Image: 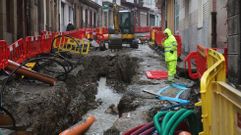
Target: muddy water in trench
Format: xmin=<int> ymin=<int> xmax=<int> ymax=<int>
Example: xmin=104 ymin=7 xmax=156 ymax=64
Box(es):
xmin=83 ymin=77 xmax=122 ymax=134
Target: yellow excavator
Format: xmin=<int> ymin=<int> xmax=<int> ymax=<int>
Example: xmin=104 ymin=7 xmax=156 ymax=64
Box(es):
xmin=108 ymin=3 xmax=138 ymax=49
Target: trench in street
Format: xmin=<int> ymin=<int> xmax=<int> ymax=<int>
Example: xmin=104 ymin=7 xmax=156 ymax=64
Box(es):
xmin=83 ymin=77 xmax=122 ymax=134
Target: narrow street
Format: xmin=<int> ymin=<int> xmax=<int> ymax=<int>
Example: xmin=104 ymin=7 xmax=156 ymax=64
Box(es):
xmin=0 ymin=0 xmax=240 ymax=135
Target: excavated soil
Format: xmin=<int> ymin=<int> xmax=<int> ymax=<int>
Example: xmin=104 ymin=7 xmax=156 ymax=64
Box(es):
xmin=2 ymin=51 xmax=138 ymax=134
xmin=1 ymin=44 xmax=197 ymax=135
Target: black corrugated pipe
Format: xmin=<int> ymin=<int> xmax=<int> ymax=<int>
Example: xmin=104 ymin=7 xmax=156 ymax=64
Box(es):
xmin=211 ymin=0 xmax=217 ymax=48
xmin=211 ymin=12 xmax=217 ymax=48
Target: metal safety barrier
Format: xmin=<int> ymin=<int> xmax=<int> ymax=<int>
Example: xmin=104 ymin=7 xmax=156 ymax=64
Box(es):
xmin=195 ymin=49 xmax=241 ymax=135
xmin=53 ymin=35 xmax=90 ymax=55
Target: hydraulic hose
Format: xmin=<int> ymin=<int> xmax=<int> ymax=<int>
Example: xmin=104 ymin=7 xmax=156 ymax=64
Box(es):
xmin=163 ymin=109 xmax=187 ymax=135
xmin=153 ymin=109 xmax=199 ymax=135
xmin=153 ymin=111 xmax=168 ymax=134
xmin=169 ymin=110 xmax=196 ymax=135
xmin=161 ymin=111 xmax=175 ymax=131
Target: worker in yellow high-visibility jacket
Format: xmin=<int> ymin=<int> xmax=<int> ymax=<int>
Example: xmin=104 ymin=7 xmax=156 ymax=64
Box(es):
xmin=162 ymin=28 xmax=178 ymax=82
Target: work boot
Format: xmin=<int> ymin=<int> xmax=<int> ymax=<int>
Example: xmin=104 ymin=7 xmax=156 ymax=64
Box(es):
xmin=164 ymin=80 xmax=173 ymax=84
xmin=165 ymin=78 xmax=174 ymax=84
xmin=174 ymin=74 xmax=180 ymax=79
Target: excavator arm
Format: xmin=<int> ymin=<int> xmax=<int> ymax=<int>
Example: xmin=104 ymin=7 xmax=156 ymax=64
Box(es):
xmin=113 ymin=3 xmax=120 ymax=33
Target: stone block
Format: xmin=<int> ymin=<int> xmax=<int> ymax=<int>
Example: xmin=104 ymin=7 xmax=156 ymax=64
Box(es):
xmin=228 ymin=35 xmax=240 ymax=54
xmin=234 ymin=0 xmax=240 ymax=15
xmin=228 ymin=54 xmax=240 ymax=84
xmin=227 ymin=0 xmax=235 ymax=17
xmin=233 ymin=15 xmax=240 ymax=34
xmin=227 ymin=18 xmax=233 ymax=35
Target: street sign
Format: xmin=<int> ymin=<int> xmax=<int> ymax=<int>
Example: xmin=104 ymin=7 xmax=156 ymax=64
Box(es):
xmin=102 ymin=4 xmax=109 ymax=12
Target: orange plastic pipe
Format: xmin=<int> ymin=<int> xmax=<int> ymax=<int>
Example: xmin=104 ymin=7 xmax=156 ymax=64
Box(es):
xmin=6 ymin=60 xmax=57 ymax=86
xmin=59 ymin=116 xmax=96 ymax=135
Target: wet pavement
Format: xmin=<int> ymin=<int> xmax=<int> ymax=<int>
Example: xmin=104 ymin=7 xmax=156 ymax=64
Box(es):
xmin=83 ymin=77 xmax=122 ymax=134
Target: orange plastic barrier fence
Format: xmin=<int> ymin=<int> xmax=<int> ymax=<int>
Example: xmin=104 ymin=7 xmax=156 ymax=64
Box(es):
xmin=0 ymin=40 xmax=9 ymax=69
xmin=25 ymin=36 xmax=42 ymax=59
xmin=184 ymin=45 xmax=208 ymax=80
xmin=135 ymin=26 xmax=161 ymax=33
xmin=184 ymin=45 xmax=228 ymax=80
xmin=154 ymin=30 xmax=165 ymax=45
xmin=63 ymin=29 xmax=86 ymax=39
xmin=153 ymin=30 xmax=182 ymax=57
xmin=41 ymin=34 xmax=53 ymax=54
xmin=1 ymin=26 xmax=164 ymax=69
xmin=9 ymin=38 xmax=26 ymax=63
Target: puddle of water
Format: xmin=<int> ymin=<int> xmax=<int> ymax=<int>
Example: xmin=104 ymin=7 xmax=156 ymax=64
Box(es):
xmin=84 ymin=77 xmax=122 ymax=135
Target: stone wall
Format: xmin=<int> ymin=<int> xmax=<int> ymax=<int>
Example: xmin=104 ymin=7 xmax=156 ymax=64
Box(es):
xmin=227 ymin=0 xmax=241 ymax=85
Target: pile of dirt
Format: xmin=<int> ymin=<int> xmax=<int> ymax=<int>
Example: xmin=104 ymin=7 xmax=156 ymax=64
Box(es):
xmin=1 ymin=53 xmax=139 ymax=134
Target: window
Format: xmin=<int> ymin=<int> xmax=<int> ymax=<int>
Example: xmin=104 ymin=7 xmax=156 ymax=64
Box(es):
xmin=85 ymin=9 xmax=88 ymax=27
xmin=104 ymin=12 xmax=107 ymax=27
xmin=174 ymin=0 xmax=179 ymax=32
xmin=94 ymin=12 xmax=96 ymax=27
xmin=90 ymin=11 xmax=92 ymax=27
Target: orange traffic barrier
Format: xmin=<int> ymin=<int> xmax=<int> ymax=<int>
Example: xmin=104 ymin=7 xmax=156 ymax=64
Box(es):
xmin=59 ymin=115 xmax=96 ymax=135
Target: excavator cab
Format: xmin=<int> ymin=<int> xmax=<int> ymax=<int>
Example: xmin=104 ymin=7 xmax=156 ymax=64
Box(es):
xmin=108 ymin=3 xmax=138 ymax=49
xmin=119 ymin=10 xmax=134 ymax=34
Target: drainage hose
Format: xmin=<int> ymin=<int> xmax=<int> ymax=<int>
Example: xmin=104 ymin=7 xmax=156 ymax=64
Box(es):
xmin=154 ymin=109 xmax=199 ymax=135
xmin=153 ymin=111 xmax=168 ymax=134
xmin=59 ymin=115 xmax=96 ymax=135
xmin=123 ymin=124 xmax=146 ymax=135
xmin=130 ymin=121 xmax=154 ymax=135
xmin=139 ymin=127 xmax=155 ymax=135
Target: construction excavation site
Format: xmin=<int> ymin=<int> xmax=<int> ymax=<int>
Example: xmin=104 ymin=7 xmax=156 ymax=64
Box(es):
xmin=0 ymin=29 xmax=199 ymax=134
xmin=1 ymin=22 xmax=240 ymax=135
xmin=1 ymin=22 xmax=241 ymax=135
xmin=1 ymin=0 xmax=241 ymax=134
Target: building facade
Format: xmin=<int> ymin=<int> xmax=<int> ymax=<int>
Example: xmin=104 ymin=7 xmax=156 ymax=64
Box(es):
xmin=60 ymin=0 xmax=102 ymax=31
xmin=0 ymin=0 xmax=60 ymax=43
xmin=121 ymin=0 xmax=160 ymax=27
xmin=0 ymin=0 xmax=102 ymax=43
xmin=157 ymin=0 xmax=241 ymax=86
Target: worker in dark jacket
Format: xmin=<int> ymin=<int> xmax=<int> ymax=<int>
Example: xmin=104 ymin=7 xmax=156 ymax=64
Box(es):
xmin=66 ymin=21 xmax=75 ymax=31
xmin=162 ymin=28 xmax=178 ymax=83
